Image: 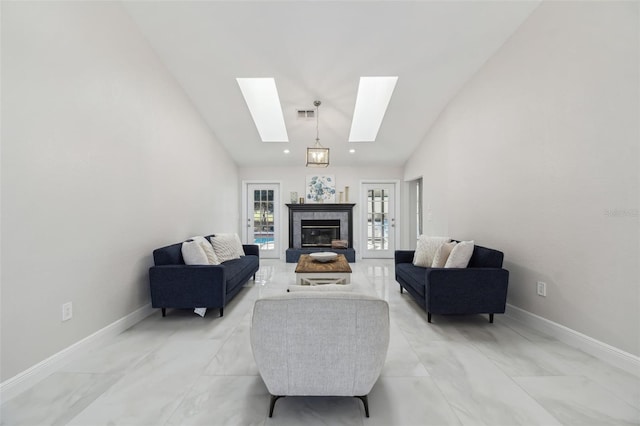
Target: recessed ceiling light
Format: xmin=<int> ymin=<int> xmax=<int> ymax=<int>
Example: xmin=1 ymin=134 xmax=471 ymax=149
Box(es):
xmin=349 ymin=149 xmax=356 ymax=154
xmin=283 ymin=149 xmax=290 ymax=154
xmin=348 ymin=76 xmax=398 ymax=142
xmin=236 ymin=78 xmax=289 ymax=142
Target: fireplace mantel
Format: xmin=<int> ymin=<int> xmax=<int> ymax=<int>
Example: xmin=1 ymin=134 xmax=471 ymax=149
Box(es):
xmin=285 ymin=203 xmax=355 ymax=250
xmin=285 ymin=203 xmax=356 ymax=212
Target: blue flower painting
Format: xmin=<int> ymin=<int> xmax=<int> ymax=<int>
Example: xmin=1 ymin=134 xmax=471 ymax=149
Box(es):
xmin=306 ymin=175 xmax=336 ymax=203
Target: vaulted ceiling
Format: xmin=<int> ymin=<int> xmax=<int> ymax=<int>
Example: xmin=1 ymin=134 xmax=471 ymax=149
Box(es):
xmin=123 ymin=1 xmax=540 ymax=167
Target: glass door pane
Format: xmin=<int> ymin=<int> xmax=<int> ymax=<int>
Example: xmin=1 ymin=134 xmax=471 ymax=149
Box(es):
xmin=246 ymin=183 xmax=279 ymax=258
xmin=253 ymin=189 xmax=275 ymax=250
xmin=367 ymin=189 xmax=389 ymax=250
xmin=361 ymin=183 xmax=395 ymax=258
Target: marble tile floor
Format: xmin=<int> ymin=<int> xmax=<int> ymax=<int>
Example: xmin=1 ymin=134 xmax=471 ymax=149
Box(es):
xmin=2 ymin=259 xmax=639 ymax=426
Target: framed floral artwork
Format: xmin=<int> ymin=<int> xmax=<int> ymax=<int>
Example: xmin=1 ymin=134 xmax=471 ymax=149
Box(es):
xmin=306 ymin=175 xmax=336 ymax=203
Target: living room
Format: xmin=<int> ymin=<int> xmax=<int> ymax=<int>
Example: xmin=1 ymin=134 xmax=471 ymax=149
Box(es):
xmin=2 ymin=1 xmax=638 ymax=425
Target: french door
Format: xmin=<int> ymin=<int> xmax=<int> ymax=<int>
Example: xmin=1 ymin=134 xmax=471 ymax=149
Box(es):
xmin=360 ymin=182 xmax=397 ymax=258
xmin=245 ymin=183 xmax=280 ymax=259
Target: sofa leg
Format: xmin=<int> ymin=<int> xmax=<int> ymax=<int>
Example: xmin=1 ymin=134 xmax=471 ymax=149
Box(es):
xmin=427 ymin=312 xmax=432 ymax=323
xmin=269 ymin=395 xmax=284 ymax=417
xmin=161 ymin=308 xmax=166 ymax=317
xmin=253 ymin=273 xmax=256 ymax=280
xmin=489 ymin=313 xmax=494 ymax=323
xmin=355 ymin=395 xmax=370 ymax=417
xmin=399 ymin=285 xmax=403 ymax=294
xmin=219 ymin=308 xmax=224 ymax=317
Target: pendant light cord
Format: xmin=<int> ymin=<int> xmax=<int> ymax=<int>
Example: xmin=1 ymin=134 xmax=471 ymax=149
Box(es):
xmin=314 ymin=100 xmax=321 ymax=145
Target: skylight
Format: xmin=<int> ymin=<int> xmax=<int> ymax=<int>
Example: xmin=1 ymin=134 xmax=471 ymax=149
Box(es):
xmin=348 ymin=76 xmax=398 ymax=142
xmin=236 ymin=78 xmax=289 ymax=142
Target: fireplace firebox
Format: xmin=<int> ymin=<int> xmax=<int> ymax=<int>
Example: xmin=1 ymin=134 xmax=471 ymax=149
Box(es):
xmin=301 ymin=220 xmax=340 ymax=247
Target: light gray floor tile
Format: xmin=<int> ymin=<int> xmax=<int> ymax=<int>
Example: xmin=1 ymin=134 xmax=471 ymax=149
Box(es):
xmin=166 ymin=376 xmax=268 ymax=426
xmin=204 ymin=319 xmax=259 ymax=376
xmin=367 ymin=377 xmax=461 ymax=426
xmin=381 ymin=324 xmax=429 ymax=377
xmin=415 ymin=340 xmax=562 ymax=425
xmin=65 ymin=339 xmax=222 ymax=425
xmin=515 ymin=375 xmax=640 ymax=425
xmin=0 ymin=372 xmax=120 ymax=426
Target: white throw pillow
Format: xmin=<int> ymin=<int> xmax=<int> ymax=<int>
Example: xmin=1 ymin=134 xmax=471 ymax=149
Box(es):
xmin=444 ymin=240 xmax=475 ymax=268
xmin=413 ymin=235 xmax=450 ymax=267
xmin=189 ymin=236 xmax=220 ymax=265
xmin=211 ymin=233 xmax=244 ymax=263
xmin=181 ymin=240 xmax=209 ymax=265
xmin=432 ymin=241 xmax=457 ymax=268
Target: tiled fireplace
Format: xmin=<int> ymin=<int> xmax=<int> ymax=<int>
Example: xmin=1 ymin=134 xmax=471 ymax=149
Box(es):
xmin=285 ymin=203 xmax=356 ymax=262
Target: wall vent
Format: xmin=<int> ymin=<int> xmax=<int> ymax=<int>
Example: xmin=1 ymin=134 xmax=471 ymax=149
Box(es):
xmin=297 ymin=110 xmax=315 ymax=119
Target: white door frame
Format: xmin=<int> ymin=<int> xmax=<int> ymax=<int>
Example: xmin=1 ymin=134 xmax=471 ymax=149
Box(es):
xmin=359 ymin=180 xmax=401 ymax=259
xmin=242 ymin=181 xmax=282 ymax=259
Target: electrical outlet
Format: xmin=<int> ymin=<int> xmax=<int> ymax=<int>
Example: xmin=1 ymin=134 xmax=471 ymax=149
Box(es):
xmin=536 ymin=282 xmax=547 ymax=297
xmin=62 ymin=302 xmax=73 ymax=321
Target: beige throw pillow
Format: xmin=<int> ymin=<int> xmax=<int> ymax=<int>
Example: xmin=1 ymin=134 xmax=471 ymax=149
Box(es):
xmin=181 ymin=240 xmax=209 ymax=265
xmin=444 ymin=240 xmax=475 ymax=268
xmin=432 ymin=241 xmax=457 ymax=268
xmin=413 ymin=235 xmax=450 ymax=267
xmin=211 ymin=233 xmax=244 ymax=263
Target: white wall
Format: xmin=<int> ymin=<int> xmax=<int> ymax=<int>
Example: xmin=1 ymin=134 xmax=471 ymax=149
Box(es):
xmin=239 ymin=166 xmax=404 ymax=258
xmin=1 ymin=1 xmax=239 ymax=381
xmin=405 ymin=1 xmax=639 ymax=356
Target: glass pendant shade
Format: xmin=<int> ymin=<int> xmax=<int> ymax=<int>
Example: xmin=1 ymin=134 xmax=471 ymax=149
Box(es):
xmin=306 ymin=142 xmax=330 ymax=167
xmin=306 ymin=100 xmax=329 ymax=167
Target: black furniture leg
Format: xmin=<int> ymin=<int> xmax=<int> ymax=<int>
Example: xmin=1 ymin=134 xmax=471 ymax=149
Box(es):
xmin=253 ymin=273 xmax=256 ymax=280
xmin=399 ymin=285 xmax=403 ymax=294
xmin=161 ymin=308 xmax=166 ymax=317
xmin=355 ymin=395 xmax=370 ymax=417
xmin=489 ymin=313 xmax=494 ymax=323
xmin=219 ymin=307 xmax=224 ymax=317
xmin=269 ymin=395 xmax=284 ymax=417
xmin=427 ymin=312 xmax=432 ymax=323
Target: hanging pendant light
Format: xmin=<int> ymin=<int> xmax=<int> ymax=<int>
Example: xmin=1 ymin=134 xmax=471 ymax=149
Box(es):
xmin=306 ymin=100 xmax=329 ymax=167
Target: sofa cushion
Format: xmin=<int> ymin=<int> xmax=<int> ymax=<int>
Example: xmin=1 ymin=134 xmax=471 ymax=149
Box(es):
xmin=396 ymin=262 xmax=427 ymax=297
xmin=153 ymin=242 xmax=184 ymax=266
xmin=432 ymin=241 xmax=457 ymax=268
xmin=445 ymin=240 xmax=475 ymax=268
xmin=223 ymin=256 xmax=259 ymax=293
xmin=413 ymin=236 xmax=450 ymax=267
xmin=468 ymin=245 xmax=505 ymax=268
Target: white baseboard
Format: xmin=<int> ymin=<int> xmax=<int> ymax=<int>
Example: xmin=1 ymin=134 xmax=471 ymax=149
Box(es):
xmin=505 ymin=304 xmax=640 ymax=377
xmin=0 ymin=304 xmax=155 ymax=403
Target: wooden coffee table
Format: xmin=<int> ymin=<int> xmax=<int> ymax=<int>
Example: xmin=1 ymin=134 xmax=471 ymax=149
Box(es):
xmin=295 ymin=254 xmax=352 ymax=285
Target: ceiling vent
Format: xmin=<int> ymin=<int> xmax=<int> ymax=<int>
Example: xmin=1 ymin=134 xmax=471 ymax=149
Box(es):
xmin=297 ymin=109 xmax=315 ymax=119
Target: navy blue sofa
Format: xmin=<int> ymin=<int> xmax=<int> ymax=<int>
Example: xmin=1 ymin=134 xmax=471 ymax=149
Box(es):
xmin=395 ymin=244 xmax=509 ymax=323
xmin=149 ymin=236 xmax=259 ymax=317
